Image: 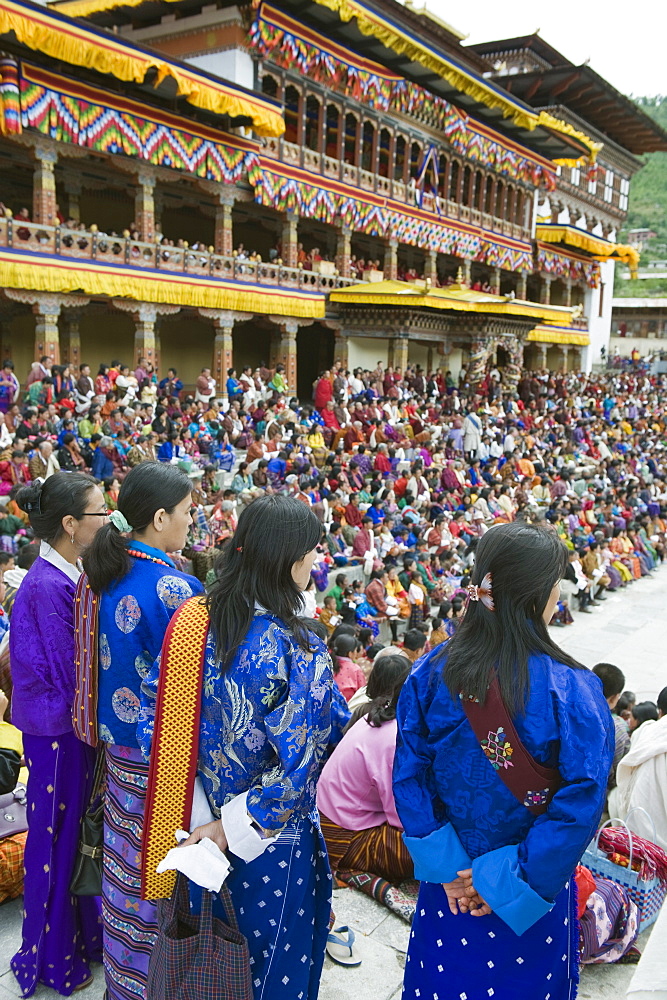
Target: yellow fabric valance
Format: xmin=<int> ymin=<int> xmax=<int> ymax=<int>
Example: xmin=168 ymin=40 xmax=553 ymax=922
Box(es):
xmin=55 ymin=0 xmax=180 ymax=15
xmin=536 ymin=225 xmax=640 ymax=275
xmin=528 ymin=325 xmax=590 ymax=347
xmin=536 ymin=113 xmax=603 ymax=165
xmin=0 ymin=250 xmax=324 ymax=319
xmin=0 ymin=0 xmax=284 ymax=136
xmin=331 ymin=279 xmax=574 ymax=325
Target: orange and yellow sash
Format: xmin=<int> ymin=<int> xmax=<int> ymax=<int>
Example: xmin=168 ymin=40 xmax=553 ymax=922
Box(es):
xmin=141 ymin=595 xmax=210 ymax=900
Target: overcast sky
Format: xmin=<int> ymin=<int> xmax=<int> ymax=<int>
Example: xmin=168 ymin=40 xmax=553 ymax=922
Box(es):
xmin=426 ymin=0 xmax=665 ymax=98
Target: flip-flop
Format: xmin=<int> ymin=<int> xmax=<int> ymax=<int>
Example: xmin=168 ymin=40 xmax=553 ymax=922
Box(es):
xmin=326 ymin=925 xmax=362 ymax=967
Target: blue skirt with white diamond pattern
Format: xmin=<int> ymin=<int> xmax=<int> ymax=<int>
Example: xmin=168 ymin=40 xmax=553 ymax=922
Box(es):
xmin=190 ymin=815 xmax=331 ymax=1000
xmin=402 ymin=879 xmax=578 ymax=1000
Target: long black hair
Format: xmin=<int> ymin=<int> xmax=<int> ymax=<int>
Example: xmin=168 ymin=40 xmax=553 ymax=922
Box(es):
xmin=207 ymin=494 xmax=321 ymax=669
xmin=329 ymin=633 xmax=359 ymax=675
xmin=83 ymin=462 xmax=192 ymax=594
xmin=16 ymin=472 xmax=97 ymax=544
xmin=439 ymin=520 xmax=583 ymax=713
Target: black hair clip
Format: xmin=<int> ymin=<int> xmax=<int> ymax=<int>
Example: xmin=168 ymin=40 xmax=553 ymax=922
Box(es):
xmin=23 ymin=479 xmax=44 ymax=514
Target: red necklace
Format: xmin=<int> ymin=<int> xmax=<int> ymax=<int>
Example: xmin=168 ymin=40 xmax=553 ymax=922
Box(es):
xmin=126 ymin=548 xmax=171 ymax=568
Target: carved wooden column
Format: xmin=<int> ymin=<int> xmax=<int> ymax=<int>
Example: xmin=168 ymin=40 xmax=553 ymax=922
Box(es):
xmin=214 ymin=323 xmax=234 ymax=396
xmin=424 ymin=251 xmax=438 ymax=283
xmin=62 ymin=310 xmax=82 ymax=368
xmin=32 ymin=145 xmax=58 ymax=226
xmin=33 ymin=301 xmax=61 ymax=364
xmin=540 ymin=276 xmax=552 ymax=306
xmin=564 ymin=277 xmax=573 ymax=307
xmin=388 ymin=334 xmax=409 ymax=372
xmin=214 ymin=189 xmax=235 ymax=255
xmin=517 ymin=273 xmax=528 ymax=300
xmin=491 ymin=267 xmax=501 ymax=295
xmin=387 ymin=132 xmax=396 ymax=190
xmin=561 ymin=345 xmax=570 ymax=371
xmin=278 ymin=320 xmax=298 ymax=392
xmin=134 ymin=170 xmax=156 ymax=242
xmin=333 ymin=328 xmax=348 ymax=369
xmin=455 ymin=160 xmax=464 ymax=205
xmin=198 ymin=309 xmax=253 ymax=394
xmin=384 ymin=239 xmax=398 ymax=280
xmin=112 ymin=300 xmax=179 ymax=367
xmin=135 ymin=309 xmax=157 ymax=367
xmin=281 ymin=211 xmax=299 ymax=268
xmin=335 ymin=226 xmax=352 ymax=278
xmin=296 ymin=88 xmax=306 ymax=149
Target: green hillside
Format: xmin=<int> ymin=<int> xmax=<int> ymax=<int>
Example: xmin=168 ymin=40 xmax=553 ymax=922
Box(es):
xmin=624 ymin=96 xmax=667 ymax=242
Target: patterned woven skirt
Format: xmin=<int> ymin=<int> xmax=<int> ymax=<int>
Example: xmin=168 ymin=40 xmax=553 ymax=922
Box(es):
xmin=319 ymin=813 xmax=413 ymax=884
xmin=320 ymin=813 xmax=416 ymax=922
xmin=103 ymin=744 xmax=157 ymax=1000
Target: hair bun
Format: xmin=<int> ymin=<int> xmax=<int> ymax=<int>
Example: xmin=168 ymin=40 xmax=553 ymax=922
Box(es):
xmin=16 ymin=479 xmax=44 ymax=514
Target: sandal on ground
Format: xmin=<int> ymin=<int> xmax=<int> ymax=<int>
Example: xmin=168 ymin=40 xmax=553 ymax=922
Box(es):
xmin=326 ymin=925 xmax=362 ymax=967
xmin=73 ymin=977 xmax=94 ymax=992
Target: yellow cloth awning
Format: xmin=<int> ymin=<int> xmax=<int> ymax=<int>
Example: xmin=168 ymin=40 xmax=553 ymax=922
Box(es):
xmin=535 ymin=225 xmax=640 ymax=274
xmin=0 ymin=0 xmax=284 ymax=136
xmin=0 ymin=249 xmax=324 ymax=318
xmin=528 ymin=324 xmax=590 ymax=347
xmin=330 ymin=279 xmax=575 ymax=325
xmin=54 ymin=0 xmax=180 ymax=14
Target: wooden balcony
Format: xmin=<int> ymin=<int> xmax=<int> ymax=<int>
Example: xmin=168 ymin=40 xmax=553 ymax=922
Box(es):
xmin=0 ymin=217 xmax=360 ymax=293
xmin=262 ymin=138 xmax=532 ymax=242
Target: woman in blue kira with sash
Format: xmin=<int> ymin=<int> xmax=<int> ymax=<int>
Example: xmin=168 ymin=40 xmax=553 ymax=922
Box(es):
xmin=393 ymin=521 xmax=614 ymax=1000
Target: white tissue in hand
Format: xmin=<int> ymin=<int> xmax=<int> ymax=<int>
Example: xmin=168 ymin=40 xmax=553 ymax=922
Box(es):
xmin=156 ymin=835 xmax=231 ymax=892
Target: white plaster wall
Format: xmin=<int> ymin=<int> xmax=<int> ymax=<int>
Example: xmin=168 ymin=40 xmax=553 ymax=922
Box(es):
xmin=348 ymin=337 xmax=389 ymax=371
xmin=446 ymin=348 xmax=464 ymax=380
xmin=609 ymin=335 xmax=667 ymax=358
xmin=583 ymin=259 xmax=615 ymax=371
xmin=187 ymin=49 xmax=254 ymax=90
xmin=408 ymin=343 xmax=430 ymax=370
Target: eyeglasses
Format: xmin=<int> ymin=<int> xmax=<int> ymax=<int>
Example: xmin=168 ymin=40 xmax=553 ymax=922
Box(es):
xmin=81 ymin=509 xmax=112 ymax=518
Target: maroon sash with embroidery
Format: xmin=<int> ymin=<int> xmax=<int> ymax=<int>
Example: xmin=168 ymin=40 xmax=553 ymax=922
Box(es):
xmin=462 ymin=674 xmax=560 ymax=815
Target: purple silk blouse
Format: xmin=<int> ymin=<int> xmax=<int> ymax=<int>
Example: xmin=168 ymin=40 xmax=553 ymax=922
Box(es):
xmin=10 ymin=556 xmax=78 ymax=736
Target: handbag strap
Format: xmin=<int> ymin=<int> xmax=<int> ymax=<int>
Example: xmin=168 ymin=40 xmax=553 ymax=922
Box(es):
xmin=462 ymin=673 xmax=560 ymax=816
xmin=141 ymin=596 xmax=210 ymax=900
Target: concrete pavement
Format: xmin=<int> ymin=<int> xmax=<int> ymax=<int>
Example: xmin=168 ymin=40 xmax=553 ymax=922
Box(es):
xmin=1 ymin=566 xmax=665 ymax=999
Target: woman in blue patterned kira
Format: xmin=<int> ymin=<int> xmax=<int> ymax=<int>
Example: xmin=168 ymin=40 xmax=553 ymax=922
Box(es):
xmin=393 ymin=521 xmax=614 ymax=1000
xmin=81 ymin=463 xmax=203 ymax=1000
xmin=140 ymin=494 xmax=338 ymax=1000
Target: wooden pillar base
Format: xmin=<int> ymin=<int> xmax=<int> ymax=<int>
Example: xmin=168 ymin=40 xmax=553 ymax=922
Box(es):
xmin=213 ymin=326 xmax=234 ymax=395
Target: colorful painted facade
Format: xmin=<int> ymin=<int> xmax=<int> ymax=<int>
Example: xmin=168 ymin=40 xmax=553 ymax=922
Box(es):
xmin=0 ymin=0 xmax=664 ymax=390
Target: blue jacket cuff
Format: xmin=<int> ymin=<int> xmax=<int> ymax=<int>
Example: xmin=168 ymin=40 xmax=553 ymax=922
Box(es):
xmin=403 ymin=823 xmax=472 ymax=883
xmin=472 ymin=844 xmax=553 ymax=936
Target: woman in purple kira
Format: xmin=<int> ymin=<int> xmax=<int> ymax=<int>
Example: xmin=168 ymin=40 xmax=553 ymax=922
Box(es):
xmin=9 ymin=472 xmax=107 ymax=997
